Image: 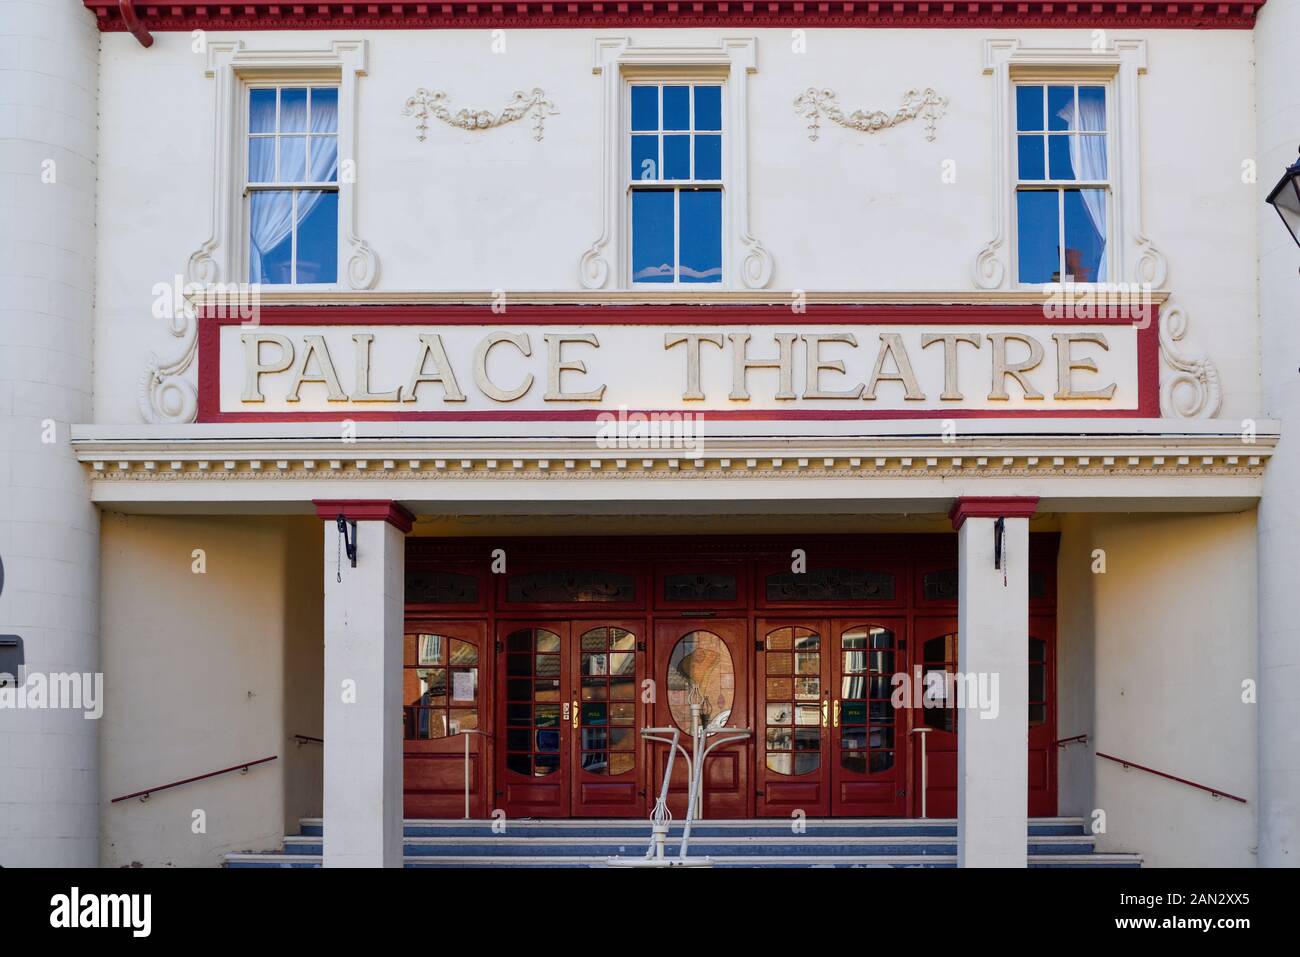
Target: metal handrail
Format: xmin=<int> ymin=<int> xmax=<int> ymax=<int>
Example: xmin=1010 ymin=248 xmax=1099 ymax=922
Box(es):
xmin=293 ymin=734 xmax=323 ymax=746
xmin=1096 ymin=752 xmax=1248 ymax=804
xmin=1054 ymin=734 xmax=1089 ymax=747
xmin=109 ymin=756 xmax=278 ymax=803
xmin=909 ymin=727 xmax=933 ymax=818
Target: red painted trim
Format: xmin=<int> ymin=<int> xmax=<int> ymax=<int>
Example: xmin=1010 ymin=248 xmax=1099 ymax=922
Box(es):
xmin=948 ymin=496 xmax=1040 ymax=529
xmin=198 ymin=302 xmax=1160 ymax=423
xmin=117 ymin=0 xmax=154 ymax=46
xmin=81 ymin=0 xmax=1266 ymax=32
xmin=312 ymin=498 xmax=416 ymax=533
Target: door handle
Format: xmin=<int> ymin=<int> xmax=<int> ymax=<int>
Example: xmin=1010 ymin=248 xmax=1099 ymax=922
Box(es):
xmin=822 ymin=699 xmax=829 ymax=728
xmin=833 ymin=699 xmax=840 ymax=729
xmin=572 ymin=699 xmax=579 ymax=730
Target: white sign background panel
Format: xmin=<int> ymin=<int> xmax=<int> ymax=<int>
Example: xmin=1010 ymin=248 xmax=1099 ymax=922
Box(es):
xmin=217 ymin=323 xmax=1141 ymax=415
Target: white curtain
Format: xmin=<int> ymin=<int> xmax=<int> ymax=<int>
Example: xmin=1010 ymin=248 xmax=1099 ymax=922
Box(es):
xmin=1063 ymin=96 xmax=1108 ymax=282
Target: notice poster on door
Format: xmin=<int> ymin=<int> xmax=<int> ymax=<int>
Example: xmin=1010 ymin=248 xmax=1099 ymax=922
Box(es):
xmin=453 ymin=669 xmax=476 ymax=702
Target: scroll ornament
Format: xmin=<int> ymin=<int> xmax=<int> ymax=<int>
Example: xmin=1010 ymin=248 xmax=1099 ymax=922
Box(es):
xmin=1159 ymin=303 xmax=1222 ymax=419
xmin=794 ymin=87 xmax=947 ymax=143
xmin=403 ymin=87 xmax=557 ymax=142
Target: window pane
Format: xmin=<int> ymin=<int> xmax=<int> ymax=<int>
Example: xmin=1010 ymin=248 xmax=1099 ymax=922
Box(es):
xmin=631 ymin=134 xmax=658 ymax=180
xmin=631 ymin=189 xmax=675 ymax=283
xmin=310 ymin=87 xmax=338 ymax=133
xmin=679 ymin=188 xmax=722 ymax=284
xmin=1063 ymin=188 xmax=1107 ymax=283
xmin=295 ymin=191 xmax=338 ymax=284
xmin=1015 ymin=85 xmax=1043 ymax=132
xmin=1079 ymin=86 xmax=1106 ymax=130
xmin=250 ymin=190 xmax=294 ymax=284
xmin=631 ymin=85 xmax=658 ymax=131
xmin=694 ymin=85 xmax=722 ymax=131
xmin=249 ymin=88 xmax=277 ymax=133
xmin=1074 ymin=133 xmax=1107 ymax=181
xmin=695 ymin=134 xmax=722 ymax=180
xmin=1047 ymin=85 xmax=1073 ymax=131
xmin=248 ymin=137 xmax=275 ymax=183
xmin=279 ymin=135 xmax=307 ymax=182
xmin=663 ymin=135 xmax=690 ymax=179
xmin=1016 ymin=190 xmax=1060 ymax=285
xmin=1017 ymin=135 xmax=1044 ymax=180
xmin=310 ymin=135 xmax=338 ymax=183
xmin=1048 ymin=134 xmax=1075 ymax=180
xmin=280 ymin=87 xmax=308 ymax=131
xmin=663 ymin=86 xmax=689 ymax=130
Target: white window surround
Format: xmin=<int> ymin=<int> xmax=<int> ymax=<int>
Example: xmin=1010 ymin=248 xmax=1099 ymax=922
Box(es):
xmin=580 ymin=37 xmax=773 ymax=291
xmin=186 ymin=39 xmax=378 ymax=290
xmin=973 ymin=38 xmax=1166 ymax=291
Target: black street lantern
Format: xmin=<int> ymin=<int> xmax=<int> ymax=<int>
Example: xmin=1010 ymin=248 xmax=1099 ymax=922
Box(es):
xmin=1265 ymin=146 xmax=1300 ymax=251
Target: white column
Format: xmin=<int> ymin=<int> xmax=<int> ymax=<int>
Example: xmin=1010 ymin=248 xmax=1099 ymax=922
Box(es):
xmin=953 ymin=499 xmax=1034 ymax=868
xmin=1255 ymin=0 xmax=1300 ymax=869
xmin=318 ymin=502 xmax=409 ymax=868
xmin=0 ymin=0 xmax=101 ymax=866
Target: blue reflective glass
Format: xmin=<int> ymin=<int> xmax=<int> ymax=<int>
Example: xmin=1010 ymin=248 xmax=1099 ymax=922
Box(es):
xmin=295 ymin=191 xmax=338 ymax=284
xmin=694 ymin=85 xmax=722 ymax=131
xmin=1048 ymin=134 xmax=1075 ymax=180
xmin=249 ymin=88 xmax=277 ymax=133
xmin=631 ymin=86 xmax=659 ymax=131
xmin=310 ymin=88 xmax=338 ymax=133
xmin=695 ymin=134 xmax=722 ymax=180
xmin=1015 ymin=85 xmax=1043 ymax=132
xmin=1016 ymin=190 xmax=1060 ymax=285
xmin=280 ymin=87 xmax=308 ymax=132
xmin=663 ymin=86 xmax=689 ymax=130
xmin=663 ymin=135 xmax=691 ymax=179
xmin=631 ymin=135 xmax=659 ymax=181
xmin=1047 ymin=85 xmax=1073 ymax=131
xmin=1063 ymin=188 xmax=1106 ymax=283
xmin=279 ymin=135 xmax=307 ymax=182
xmin=679 ymin=188 xmax=722 ymax=284
xmin=1079 ymin=86 xmax=1106 ymax=130
xmin=1017 ymin=135 xmax=1044 ymax=180
xmin=631 ymin=190 xmax=675 ymax=283
xmin=250 ymin=190 xmax=294 ymax=284
xmin=310 ymin=135 xmax=338 ymax=183
xmin=248 ymin=137 xmax=275 ymax=183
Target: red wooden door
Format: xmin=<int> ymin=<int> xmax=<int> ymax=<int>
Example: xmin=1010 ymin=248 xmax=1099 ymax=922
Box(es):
xmin=498 ymin=622 xmax=571 ymax=818
xmin=830 ymin=617 xmax=909 ymax=816
xmin=570 ymin=621 xmax=648 ymax=817
xmin=403 ymin=621 xmax=490 ymax=818
xmin=914 ymin=618 xmax=959 ymax=818
xmin=1027 ymin=615 xmax=1058 ymax=817
xmin=755 ymin=620 xmax=830 ymax=817
xmin=912 ymin=617 xmax=1058 ymax=819
xmin=651 ymin=619 xmax=751 ymax=820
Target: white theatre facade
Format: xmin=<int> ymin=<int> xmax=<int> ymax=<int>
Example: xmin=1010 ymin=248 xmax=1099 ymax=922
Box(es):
xmin=2 ymin=0 xmax=1298 ymax=868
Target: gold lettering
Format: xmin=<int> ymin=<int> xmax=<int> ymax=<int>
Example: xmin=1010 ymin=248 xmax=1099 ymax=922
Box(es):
xmin=728 ymin=333 xmax=797 ymax=401
xmin=401 ymin=334 xmax=466 ymax=402
xmin=801 ymin=333 xmax=863 ymax=399
xmin=285 ymin=335 xmax=346 ymax=403
xmin=543 ymin=334 xmax=606 ymax=401
xmin=1052 ymin=332 xmax=1116 ymax=399
xmin=664 ymin=332 xmax=724 ymax=401
xmin=920 ymin=333 xmax=983 ymax=401
xmin=350 ymin=334 xmax=400 ymax=402
xmin=988 ymin=333 xmax=1045 ymax=400
xmin=240 ymin=333 xmax=293 ymax=402
xmin=473 ymin=332 xmax=533 ymax=402
xmin=864 ymin=333 xmax=925 ymax=401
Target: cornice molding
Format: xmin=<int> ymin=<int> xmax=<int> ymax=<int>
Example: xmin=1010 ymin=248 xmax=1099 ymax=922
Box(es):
xmin=82 ymin=1 xmax=1266 ymax=32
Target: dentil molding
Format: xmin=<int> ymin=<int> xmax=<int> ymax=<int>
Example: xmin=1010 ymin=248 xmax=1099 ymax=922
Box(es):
xmin=794 ymin=88 xmax=947 ymax=142
xmin=403 ymin=87 xmax=557 ymax=141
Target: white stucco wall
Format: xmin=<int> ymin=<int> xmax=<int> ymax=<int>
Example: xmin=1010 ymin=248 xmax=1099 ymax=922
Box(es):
xmin=99 ymin=513 xmax=322 ymax=867
xmin=91 ymin=27 xmax=1259 ymax=424
xmin=1058 ymin=511 xmax=1258 ymax=867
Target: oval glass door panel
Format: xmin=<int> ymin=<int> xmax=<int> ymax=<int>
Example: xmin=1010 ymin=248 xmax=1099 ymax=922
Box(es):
xmin=578 ymin=626 xmax=638 ymax=775
xmin=667 ymin=630 xmax=735 ymax=735
xmin=840 ymin=625 xmax=896 ymax=773
xmin=764 ymin=625 xmax=821 ymax=774
xmin=504 ymin=627 xmax=562 ymax=777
